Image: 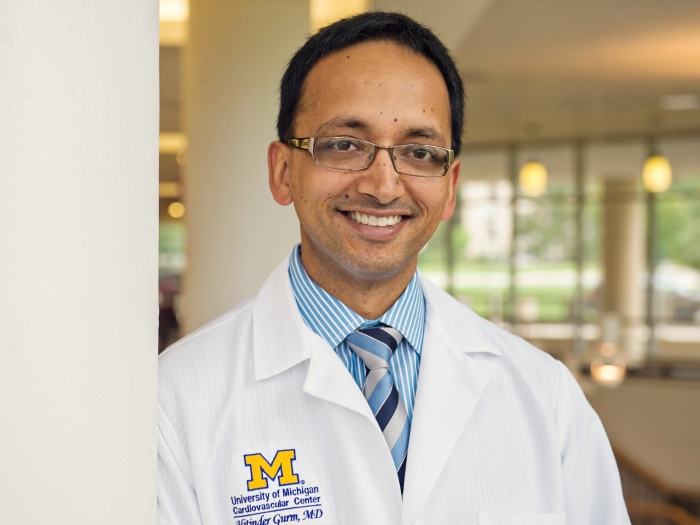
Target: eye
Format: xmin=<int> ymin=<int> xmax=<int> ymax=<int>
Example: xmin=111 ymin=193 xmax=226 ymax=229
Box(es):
xmin=334 ymin=140 xmax=355 ymax=151
xmin=318 ymin=137 xmax=366 ymax=153
xmin=411 ymin=148 xmax=433 ymax=160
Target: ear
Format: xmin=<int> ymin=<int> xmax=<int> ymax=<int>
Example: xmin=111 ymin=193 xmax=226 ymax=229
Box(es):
xmin=268 ymin=141 xmax=293 ymax=206
xmin=441 ymin=158 xmax=461 ymax=221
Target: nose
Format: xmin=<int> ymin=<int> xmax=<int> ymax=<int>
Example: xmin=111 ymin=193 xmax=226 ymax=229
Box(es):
xmin=354 ymin=147 xmax=405 ymax=204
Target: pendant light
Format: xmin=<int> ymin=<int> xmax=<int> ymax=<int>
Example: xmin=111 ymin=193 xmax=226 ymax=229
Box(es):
xmin=519 ymin=161 xmax=548 ymax=197
xmin=642 ymin=155 xmax=672 ymax=193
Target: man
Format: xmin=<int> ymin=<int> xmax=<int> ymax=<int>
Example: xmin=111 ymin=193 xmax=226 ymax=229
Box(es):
xmin=158 ymin=12 xmax=630 ymax=525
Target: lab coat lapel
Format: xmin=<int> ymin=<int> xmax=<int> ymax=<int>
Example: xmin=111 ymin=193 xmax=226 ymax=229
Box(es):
xmin=254 ymin=254 xmax=377 ymax=423
xmin=401 ymin=276 xmax=499 ymax=524
xmin=303 ymin=331 xmax=377 ymax=421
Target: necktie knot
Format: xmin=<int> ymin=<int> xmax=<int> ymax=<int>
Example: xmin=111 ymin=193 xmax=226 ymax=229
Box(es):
xmin=345 ymin=324 xmax=403 ymax=371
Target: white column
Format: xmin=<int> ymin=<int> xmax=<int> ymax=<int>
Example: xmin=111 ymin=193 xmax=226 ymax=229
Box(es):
xmin=602 ymin=179 xmax=646 ymax=362
xmin=0 ymin=2 xmax=159 ymax=524
xmin=184 ymin=0 xmax=308 ymax=333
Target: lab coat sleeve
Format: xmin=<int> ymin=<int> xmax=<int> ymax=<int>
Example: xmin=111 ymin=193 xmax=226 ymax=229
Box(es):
xmin=157 ymin=403 xmax=204 ymax=525
xmin=555 ymin=361 xmax=631 ymax=525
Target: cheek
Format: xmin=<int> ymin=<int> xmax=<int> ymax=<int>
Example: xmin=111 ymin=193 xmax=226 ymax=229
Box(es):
xmin=291 ymin=167 xmax=348 ymax=212
xmin=407 ymin=180 xmax=449 ymax=212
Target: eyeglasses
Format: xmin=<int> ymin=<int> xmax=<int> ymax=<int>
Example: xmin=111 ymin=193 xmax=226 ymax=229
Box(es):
xmin=287 ymin=136 xmax=454 ymax=178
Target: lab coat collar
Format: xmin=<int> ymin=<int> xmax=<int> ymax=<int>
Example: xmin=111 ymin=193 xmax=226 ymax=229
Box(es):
xmin=253 ymin=254 xmax=311 ymax=381
xmin=254 ymin=253 xmax=380 ymax=421
xmin=418 ymin=273 xmax=501 ymax=356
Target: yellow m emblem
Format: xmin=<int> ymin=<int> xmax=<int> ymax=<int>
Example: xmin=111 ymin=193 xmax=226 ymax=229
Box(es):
xmin=244 ymin=449 xmax=300 ymax=491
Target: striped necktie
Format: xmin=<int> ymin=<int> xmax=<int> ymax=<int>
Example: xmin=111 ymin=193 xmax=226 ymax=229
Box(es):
xmin=345 ymin=324 xmax=410 ymax=493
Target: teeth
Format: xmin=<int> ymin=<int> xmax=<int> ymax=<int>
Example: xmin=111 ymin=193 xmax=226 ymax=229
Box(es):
xmin=347 ymin=211 xmax=403 ymax=227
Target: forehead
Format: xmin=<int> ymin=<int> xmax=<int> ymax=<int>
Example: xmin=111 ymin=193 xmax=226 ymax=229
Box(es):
xmin=297 ymin=41 xmax=451 ymax=141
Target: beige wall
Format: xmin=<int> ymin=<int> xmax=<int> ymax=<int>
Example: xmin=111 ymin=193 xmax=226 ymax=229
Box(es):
xmin=183 ymin=0 xmax=308 ymax=333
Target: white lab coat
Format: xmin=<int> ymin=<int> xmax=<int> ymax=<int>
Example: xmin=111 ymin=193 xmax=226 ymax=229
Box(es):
xmin=158 ymin=255 xmax=630 ymax=525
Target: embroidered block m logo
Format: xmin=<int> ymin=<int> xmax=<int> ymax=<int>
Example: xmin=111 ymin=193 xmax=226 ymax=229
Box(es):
xmin=244 ymin=449 xmax=299 ymax=491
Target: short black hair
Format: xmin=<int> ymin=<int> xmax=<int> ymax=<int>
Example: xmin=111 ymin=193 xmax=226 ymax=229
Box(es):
xmin=277 ymin=11 xmax=466 ymax=155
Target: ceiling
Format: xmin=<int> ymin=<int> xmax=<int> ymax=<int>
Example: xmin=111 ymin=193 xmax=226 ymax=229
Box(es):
xmin=451 ymin=0 xmax=700 ymax=146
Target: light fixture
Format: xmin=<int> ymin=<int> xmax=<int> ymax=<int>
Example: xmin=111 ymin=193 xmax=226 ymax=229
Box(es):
xmin=519 ymin=161 xmax=548 ymax=197
xmin=661 ymin=94 xmax=700 ymax=111
xmin=160 ymin=0 xmax=188 ymax=46
xmin=159 ymin=132 xmax=188 ymax=155
xmin=642 ymin=155 xmax=672 ymax=193
xmin=590 ymin=358 xmax=626 ymax=388
xmin=159 ymin=182 xmax=181 ymax=198
xmin=310 ymin=0 xmax=370 ymax=33
xmin=168 ymin=201 xmax=185 ymax=219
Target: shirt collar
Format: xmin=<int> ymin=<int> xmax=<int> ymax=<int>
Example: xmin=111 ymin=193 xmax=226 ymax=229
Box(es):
xmin=288 ymin=244 xmax=425 ymax=354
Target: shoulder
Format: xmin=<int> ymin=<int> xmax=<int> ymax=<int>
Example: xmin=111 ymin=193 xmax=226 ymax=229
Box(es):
xmin=472 ymin=310 xmax=561 ymax=376
xmin=158 ymin=295 xmax=256 ymax=393
xmin=463 ymin=304 xmax=566 ymax=417
xmin=420 ymin=275 xmax=563 ymax=399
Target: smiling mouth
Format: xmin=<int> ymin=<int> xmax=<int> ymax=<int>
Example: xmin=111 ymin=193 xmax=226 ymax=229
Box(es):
xmin=345 ymin=211 xmax=405 ymax=227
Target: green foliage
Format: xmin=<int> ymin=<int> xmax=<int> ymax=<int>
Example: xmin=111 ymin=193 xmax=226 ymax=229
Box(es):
xmin=518 ymin=200 xmax=574 ymax=263
xmin=417 ymin=176 xmax=700 ymax=323
xmin=418 ymin=220 xmax=449 ymax=268
xmin=583 ymin=190 xmax=602 ymax=265
xmin=451 ymin=221 xmax=468 ymax=258
xmin=656 ymin=176 xmax=700 ymax=269
xmin=159 ymin=221 xmax=186 ymax=254
xmin=418 ymin=218 xmax=468 ymax=269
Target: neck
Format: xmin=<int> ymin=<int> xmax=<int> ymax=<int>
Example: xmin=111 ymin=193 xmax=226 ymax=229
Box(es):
xmin=299 ymin=242 xmax=417 ymax=320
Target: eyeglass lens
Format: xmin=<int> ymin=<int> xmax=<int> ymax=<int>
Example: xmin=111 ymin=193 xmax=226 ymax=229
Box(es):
xmin=313 ymin=137 xmax=449 ymax=177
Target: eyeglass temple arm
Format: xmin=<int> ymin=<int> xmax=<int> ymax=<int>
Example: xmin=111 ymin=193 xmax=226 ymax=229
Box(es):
xmin=287 ymin=138 xmax=311 ymax=150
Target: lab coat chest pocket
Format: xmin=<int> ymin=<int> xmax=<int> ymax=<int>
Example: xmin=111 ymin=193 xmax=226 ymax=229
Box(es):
xmin=478 ymin=512 xmax=567 ymax=525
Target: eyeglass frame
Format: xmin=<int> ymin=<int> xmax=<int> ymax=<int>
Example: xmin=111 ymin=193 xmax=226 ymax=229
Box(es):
xmin=286 ymin=136 xmax=455 ymax=178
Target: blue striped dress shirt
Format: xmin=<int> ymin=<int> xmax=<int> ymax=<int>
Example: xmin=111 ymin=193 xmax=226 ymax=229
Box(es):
xmin=288 ymin=245 xmax=425 ymax=421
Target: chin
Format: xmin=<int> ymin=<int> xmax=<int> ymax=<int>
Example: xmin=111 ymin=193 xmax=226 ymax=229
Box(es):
xmin=339 ymin=248 xmax=417 ymax=280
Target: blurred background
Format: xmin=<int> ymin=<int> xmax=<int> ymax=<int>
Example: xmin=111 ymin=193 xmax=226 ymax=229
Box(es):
xmin=158 ymin=0 xmax=700 ymax=521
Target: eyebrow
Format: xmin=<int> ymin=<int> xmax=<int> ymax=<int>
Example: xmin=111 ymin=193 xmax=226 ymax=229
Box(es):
xmin=315 ymin=117 xmax=369 ymax=136
xmin=314 ymin=117 xmax=447 ymax=147
xmin=403 ymin=126 xmax=446 ymax=146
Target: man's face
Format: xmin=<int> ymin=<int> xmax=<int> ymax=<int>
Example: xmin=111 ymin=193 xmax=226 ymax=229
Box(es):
xmin=276 ymin=41 xmax=459 ymax=280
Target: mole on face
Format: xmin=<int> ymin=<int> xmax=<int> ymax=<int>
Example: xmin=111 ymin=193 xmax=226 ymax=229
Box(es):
xmin=394 ymin=118 xmax=397 ymax=122
xmin=345 ymin=194 xmax=349 ymax=199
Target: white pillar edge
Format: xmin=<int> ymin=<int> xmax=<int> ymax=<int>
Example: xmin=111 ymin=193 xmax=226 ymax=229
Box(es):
xmin=0 ymin=2 xmax=159 ymax=523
